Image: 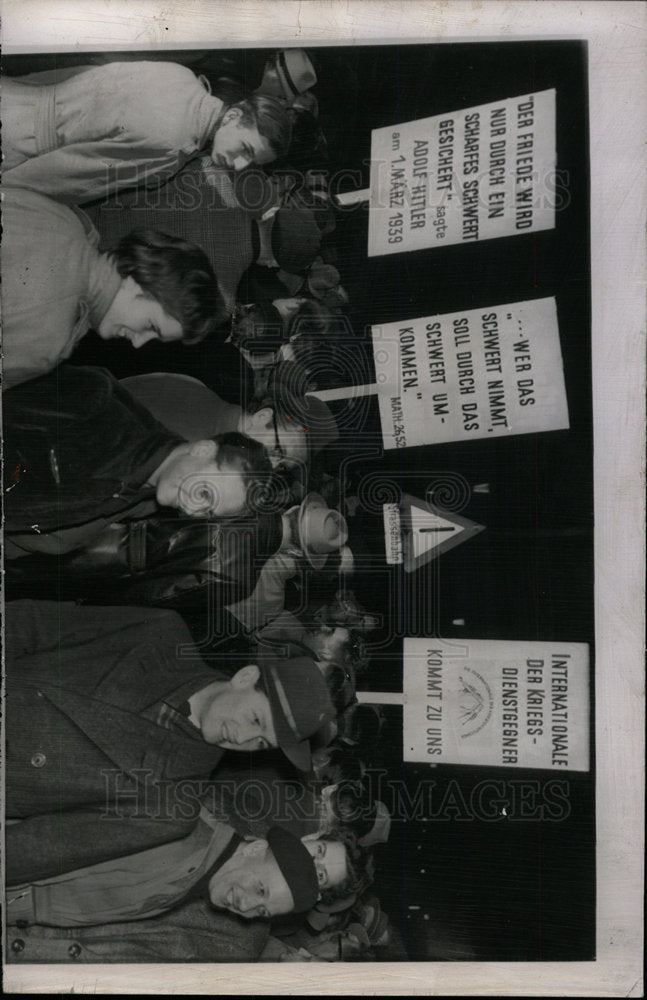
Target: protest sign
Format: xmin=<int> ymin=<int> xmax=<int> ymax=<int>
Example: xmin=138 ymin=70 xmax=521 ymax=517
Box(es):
xmin=382 ymin=494 xmax=484 ymax=571
xmin=372 ymin=296 xmax=569 ymax=449
xmin=368 ymin=89 xmax=556 ymax=255
xmin=403 ymin=638 xmax=589 ymax=770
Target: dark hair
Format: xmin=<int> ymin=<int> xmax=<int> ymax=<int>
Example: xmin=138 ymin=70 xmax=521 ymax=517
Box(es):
xmin=315 ymin=746 xmax=365 ymax=785
xmin=213 ymin=431 xmax=273 ymax=511
xmin=287 ymin=298 xmax=339 ymax=341
xmin=319 ymin=661 xmax=357 ymax=716
xmin=286 ymin=303 xmax=361 ymax=390
xmin=112 ymin=229 xmax=225 ymax=344
xmin=318 ymin=630 xmax=370 ymax=677
xmin=272 ymin=108 xmax=329 ymax=173
xmin=329 ymin=782 xmax=380 ymax=840
xmin=316 ymin=828 xmax=373 ymax=905
xmin=230 ymin=93 xmax=293 ymax=159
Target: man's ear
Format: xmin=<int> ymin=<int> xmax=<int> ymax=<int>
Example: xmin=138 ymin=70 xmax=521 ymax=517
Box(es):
xmin=239 ymin=837 xmax=268 ymax=858
xmin=232 ymin=664 xmax=261 ymax=690
xmin=189 ymin=440 xmax=218 ymax=460
xmin=222 ymin=107 xmax=243 ymax=126
xmin=249 ymin=406 xmax=273 ymax=431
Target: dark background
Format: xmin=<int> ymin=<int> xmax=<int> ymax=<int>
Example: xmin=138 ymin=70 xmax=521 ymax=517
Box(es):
xmin=4 ymin=42 xmax=594 ymax=960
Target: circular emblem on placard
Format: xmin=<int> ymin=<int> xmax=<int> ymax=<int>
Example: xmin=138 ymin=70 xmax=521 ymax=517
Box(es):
xmin=458 ymin=667 xmax=494 ymax=738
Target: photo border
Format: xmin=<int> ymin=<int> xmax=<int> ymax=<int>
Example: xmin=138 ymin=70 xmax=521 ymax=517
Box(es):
xmin=1 ymin=1 xmax=644 ymax=995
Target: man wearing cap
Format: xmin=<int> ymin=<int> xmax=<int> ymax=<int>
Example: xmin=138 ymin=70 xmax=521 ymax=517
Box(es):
xmin=251 ymin=609 xmax=369 ymax=678
xmin=255 ymin=49 xmax=317 ymax=108
xmin=227 ymin=493 xmax=350 ymax=631
xmin=2 ymin=61 xmax=292 ymax=204
xmin=121 ymin=366 xmax=339 ymax=470
xmin=6 ymin=815 xmax=329 ymax=929
xmin=5 ymin=599 xmax=335 ymax=883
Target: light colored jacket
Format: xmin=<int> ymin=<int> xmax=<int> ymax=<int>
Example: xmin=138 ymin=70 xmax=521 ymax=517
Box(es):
xmin=2 ymin=61 xmax=224 ymax=203
xmin=5 ymin=898 xmax=269 ymax=963
xmin=2 ymin=188 xmax=121 ymax=389
xmin=7 ymin=811 xmax=237 ymax=928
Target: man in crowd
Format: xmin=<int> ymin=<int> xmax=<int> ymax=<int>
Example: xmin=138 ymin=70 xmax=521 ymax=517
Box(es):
xmin=228 ymin=492 xmax=350 ymax=630
xmin=122 ymin=367 xmax=339 ymax=470
xmin=2 ymin=61 xmax=292 ymax=202
xmin=3 ymin=364 xmax=272 ymax=560
xmin=6 ymin=821 xmax=331 ymax=927
xmin=1 ymin=187 xmax=225 ymax=390
xmin=252 ymin=610 xmax=369 ymax=676
xmin=4 ymin=599 xmax=336 ymax=883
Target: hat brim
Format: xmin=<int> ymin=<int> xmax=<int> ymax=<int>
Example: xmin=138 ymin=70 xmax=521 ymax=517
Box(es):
xmin=278 ymin=737 xmax=312 ymax=772
xmin=297 ymin=492 xmax=346 ymax=570
xmin=259 ymin=657 xmax=333 ymax=771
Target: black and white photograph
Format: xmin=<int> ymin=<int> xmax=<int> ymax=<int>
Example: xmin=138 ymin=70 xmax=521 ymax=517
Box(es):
xmin=1 ymin=2 xmax=644 ymax=995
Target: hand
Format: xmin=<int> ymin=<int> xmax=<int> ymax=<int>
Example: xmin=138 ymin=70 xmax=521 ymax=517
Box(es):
xmin=279 ymin=947 xmax=314 ymax=962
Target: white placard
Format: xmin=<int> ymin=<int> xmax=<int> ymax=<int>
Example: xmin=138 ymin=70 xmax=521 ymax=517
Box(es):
xmin=372 ymin=296 xmax=569 ymax=449
xmin=368 ymin=89 xmax=556 ymax=255
xmin=403 ymin=638 xmax=590 ymax=770
xmin=382 ymin=503 xmax=404 ymax=564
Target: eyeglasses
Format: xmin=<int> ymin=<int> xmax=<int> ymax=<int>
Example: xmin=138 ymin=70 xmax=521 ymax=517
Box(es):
xmin=270 ymin=408 xmax=287 ymax=461
xmin=347 ymin=633 xmax=368 ymax=670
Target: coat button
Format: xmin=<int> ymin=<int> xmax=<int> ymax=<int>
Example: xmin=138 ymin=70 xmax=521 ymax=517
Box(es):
xmin=68 ymin=943 xmax=82 ymax=959
xmin=30 ymin=752 xmax=46 ymax=768
xmin=11 ymin=939 xmax=25 ymax=954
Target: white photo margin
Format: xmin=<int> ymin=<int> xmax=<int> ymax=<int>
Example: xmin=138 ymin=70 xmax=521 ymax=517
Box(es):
xmin=1 ymin=1 xmax=644 ymax=995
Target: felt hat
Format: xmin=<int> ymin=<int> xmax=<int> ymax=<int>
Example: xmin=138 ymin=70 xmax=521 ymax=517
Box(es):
xmin=271 ymin=205 xmax=322 ymax=274
xmin=266 ymin=826 xmax=319 ymax=914
xmin=299 ymin=395 xmax=340 ymax=456
xmin=357 ymin=800 xmax=392 ymax=848
xmin=231 ymin=301 xmax=286 ymax=355
xmin=297 ymin=493 xmax=349 ymax=569
xmin=258 ymin=655 xmax=336 ymax=771
xmin=265 ymin=360 xmax=340 ymax=456
xmin=274 ymin=49 xmax=317 ymax=99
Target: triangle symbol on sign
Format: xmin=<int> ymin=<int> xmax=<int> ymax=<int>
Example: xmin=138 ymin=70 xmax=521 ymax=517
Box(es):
xmin=409 ymin=506 xmax=463 ymax=559
xmin=401 ymin=493 xmax=485 ymax=573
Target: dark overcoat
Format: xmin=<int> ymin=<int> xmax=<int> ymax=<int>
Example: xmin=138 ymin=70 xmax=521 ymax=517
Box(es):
xmin=5 ymin=599 xmax=225 ymax=882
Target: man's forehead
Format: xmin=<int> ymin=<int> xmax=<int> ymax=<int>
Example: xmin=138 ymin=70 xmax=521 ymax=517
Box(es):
xmin=261 ymin=850 xmax=296 ymax=913
xmin=238 ymin=686 xmax=278 ymax=744
xmin=278 ymin=417 xmax=308 ymax=449
xmin=238 ymin=123 xmax=273 ymax=154
xmin=317 ymin=840 xmax=348 ymax=886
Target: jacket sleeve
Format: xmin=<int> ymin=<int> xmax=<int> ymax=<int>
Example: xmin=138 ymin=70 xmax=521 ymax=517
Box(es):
xmin=2 ymin=140 xmax=192 ymax=204
xmin=5 ymin=807 xmax=199 ymax=884
xmin=4 ymin=599 xmax=177 ymax=660
xmin=5 ymin=899 xmax=269 ymax=963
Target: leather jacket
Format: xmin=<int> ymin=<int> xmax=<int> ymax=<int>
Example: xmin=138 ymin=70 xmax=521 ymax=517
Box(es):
xmin=5 ymin=512 xmax=282 ymax=611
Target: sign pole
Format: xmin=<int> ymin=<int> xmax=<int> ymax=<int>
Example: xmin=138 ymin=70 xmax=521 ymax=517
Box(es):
xmin=356 ymin=691 xmax=408 ymax=705
xmin=307 ymin=383 xmax=379 ymax=402
xmin=335 ymin=188 xmax=370 ymax=207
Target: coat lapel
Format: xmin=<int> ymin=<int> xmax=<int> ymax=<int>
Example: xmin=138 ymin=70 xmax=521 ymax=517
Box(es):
xmin=38 ymin=686 xmax=222 ymax=782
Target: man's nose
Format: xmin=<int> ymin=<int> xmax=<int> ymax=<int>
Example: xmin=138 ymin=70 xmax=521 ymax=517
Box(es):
xmin=237 ymin=891 xmax=258 ymax=914
xmin=232 ymin=155 xmax=252 ymax=172
xmin=131 ymin=330 xmax=158 ymax=349
xmin=235 ymin=721 xmax=258 ymax=744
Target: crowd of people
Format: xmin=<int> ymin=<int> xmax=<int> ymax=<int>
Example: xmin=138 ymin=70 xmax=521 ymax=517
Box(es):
xmin=3 ymin=49 xmax=399 ymax=963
